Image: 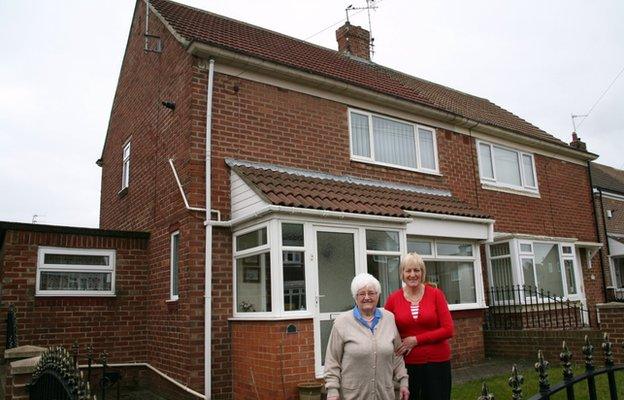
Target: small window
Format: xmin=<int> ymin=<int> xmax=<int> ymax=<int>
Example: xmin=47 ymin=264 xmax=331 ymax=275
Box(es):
xmin=478 ymin=141 xmax=538 ymax=192
xmin=520 ymin=243 xmax=533 ymax=253
xmin=562 ymin=245 xmax=573 ymax=255
xmin=170 ymin=231 xmax=180 ymax=300
xmin=407 ymin=238 xmax=433 ymax=255
xmin=282 ymin=223 xmax=304 ymax=247
xmin=349 ymin=109 xmax=438 ymax=173
xmin=236 ymin=228 xmax=267 ymax=251
xmin=121 ymin=141 xmax=131 ymax=189
xmin=37 ymin=247 xmax=115 ymax=296
xmin=436 ymin=242 xmax=473 ymax=257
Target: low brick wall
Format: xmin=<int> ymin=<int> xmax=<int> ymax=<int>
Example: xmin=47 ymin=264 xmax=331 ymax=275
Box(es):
xmin=597 ymin=302 xmax=624 ymax=360
xmin=450 ymin=309 xmax=485 ymax=367
xmin=484 ymin=329 xmax=603 ymax=364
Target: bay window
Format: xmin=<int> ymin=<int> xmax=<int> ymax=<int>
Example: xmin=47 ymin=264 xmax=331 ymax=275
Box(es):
xmin=407 ymin=237 xmax=478 ymax=305
xmin=487 ymin=240 xmax=581 ymax=299
xmin=350 ymin=109 xmax=438 ymax=173
xmin=478 ymin=141 xmax=538 ymax=193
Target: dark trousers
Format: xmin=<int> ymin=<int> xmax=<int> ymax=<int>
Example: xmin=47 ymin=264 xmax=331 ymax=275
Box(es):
xmin=407 ymin=361 xmax=452 ymax=400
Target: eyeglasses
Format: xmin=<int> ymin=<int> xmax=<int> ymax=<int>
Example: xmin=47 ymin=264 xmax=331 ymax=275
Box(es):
xmin=356 ymin=291 xmax=379 ymax=298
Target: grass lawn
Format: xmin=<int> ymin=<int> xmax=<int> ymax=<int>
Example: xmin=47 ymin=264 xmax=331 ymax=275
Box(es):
xmin=452 ymin=364 xmax=624 ymax=400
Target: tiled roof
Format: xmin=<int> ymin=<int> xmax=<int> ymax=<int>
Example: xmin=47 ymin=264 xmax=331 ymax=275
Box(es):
xmin=230 ymin=160 xmax=490 ymax=219
xmin=591 ymin=163 xmax=624 ymax=194
xmin=150 ymin=0 xmax=574 ymax=149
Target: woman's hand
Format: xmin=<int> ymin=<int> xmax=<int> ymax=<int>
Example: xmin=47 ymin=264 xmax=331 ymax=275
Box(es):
xmin=327 ymin=396 xmax=339 ymax=400
xmin=399 ymin=386 xmax=410 ymax=400
xmin=395 ymin=336 xmax=417 ymax=356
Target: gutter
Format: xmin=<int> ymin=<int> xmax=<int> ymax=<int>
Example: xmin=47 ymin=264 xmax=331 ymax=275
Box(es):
xmin=207 ymin=205 xmax=412 ymax=228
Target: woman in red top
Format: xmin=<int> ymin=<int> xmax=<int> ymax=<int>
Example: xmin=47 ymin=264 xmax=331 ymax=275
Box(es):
xmin=384 ymin=252 xmax=454 ymax=400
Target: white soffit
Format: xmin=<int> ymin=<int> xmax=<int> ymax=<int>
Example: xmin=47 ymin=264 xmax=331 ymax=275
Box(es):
xmin=608 ymin=237 xmax=624 ymax=257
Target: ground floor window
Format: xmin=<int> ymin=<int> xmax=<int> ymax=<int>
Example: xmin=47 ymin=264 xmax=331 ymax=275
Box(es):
xmin=36 ymin=247 xmax=115 ymax=296
xmin=487 ymin=238 xmax=581 ymax=299
xmin=407 ymin=237 xmax=478 ymax=305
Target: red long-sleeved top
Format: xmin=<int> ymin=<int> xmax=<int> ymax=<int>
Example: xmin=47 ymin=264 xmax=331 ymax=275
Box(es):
xmin=384 ymin=285 xmax=454 ymax=364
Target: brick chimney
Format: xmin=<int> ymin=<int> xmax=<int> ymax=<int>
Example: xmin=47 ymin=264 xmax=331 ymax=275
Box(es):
xmin=336 ymin=22 xmax=371 ymax=60
xmin=569 ymin=132 xmax=587 ymax=151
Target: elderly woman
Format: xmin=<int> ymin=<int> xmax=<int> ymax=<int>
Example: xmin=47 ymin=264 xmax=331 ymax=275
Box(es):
xmin=324 ymin=273 xmax=409 ymax=400
xmin=384 ymin=253 xmax=454 ymax=400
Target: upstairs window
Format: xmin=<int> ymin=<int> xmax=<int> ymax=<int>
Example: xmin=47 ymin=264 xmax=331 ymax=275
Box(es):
xmin=36 ymin=247 xmax=115 ymax=296
xmin=121 ymin=141 xmax=131 ymax=190
xmin=478 ymin=141 xmax=538 ymax=193
xmin=349 ymin=109 xmax=438 ymax=173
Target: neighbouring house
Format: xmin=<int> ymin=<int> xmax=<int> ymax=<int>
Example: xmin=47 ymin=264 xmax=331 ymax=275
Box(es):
xmin=590 ymin=161 xmax=624 ymax=301
xmin=0 ymin=0 xmax=607 ymax=399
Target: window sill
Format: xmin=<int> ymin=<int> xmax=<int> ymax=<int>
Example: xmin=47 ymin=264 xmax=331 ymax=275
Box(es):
xmin=35 ymin=293 xmax=116 ymax=298
xmin=481 ymin=182 xmax=540 ymax=198
xmin=351 ymin=158 xmax=442 ymax=177
xmin=118 ymin=187 xmax=129 ymax=198
xmin=229 ymin=313 xmax=314 ymax=321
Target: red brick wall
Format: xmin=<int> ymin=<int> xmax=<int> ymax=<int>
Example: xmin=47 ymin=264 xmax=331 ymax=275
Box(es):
xmin=598 ymin=303 xmax=624 ymax=361
xmin=0 ymin=229 xmax=149 ymax=362
xmin=484 ymin=329 xmax=603 ymax=364
xmin=231 ymin=319 xmax=317 ymax=400
xmin=450 ymin=310 xmax=485 ymax=367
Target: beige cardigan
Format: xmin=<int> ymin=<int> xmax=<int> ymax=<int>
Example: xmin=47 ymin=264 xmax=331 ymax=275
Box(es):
xmin=324 ymin=308 xmax=408 ymax=400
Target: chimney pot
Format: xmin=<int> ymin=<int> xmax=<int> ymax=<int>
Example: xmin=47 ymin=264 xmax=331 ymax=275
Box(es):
xmin=336 ymin=22 xmax=371 ymax=60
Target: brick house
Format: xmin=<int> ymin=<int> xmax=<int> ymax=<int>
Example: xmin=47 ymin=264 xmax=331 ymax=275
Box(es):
xmin=590 ymin=162 xmax=624 ymax=301
xmin=0 ymin=0 xmax=606 ymax=399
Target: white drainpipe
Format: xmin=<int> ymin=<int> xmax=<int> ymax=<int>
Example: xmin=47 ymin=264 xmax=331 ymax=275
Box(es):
xmin=204 ymin=58 xmax=215 ymax=400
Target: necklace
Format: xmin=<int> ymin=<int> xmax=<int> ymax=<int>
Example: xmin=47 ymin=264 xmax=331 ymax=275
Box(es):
xmin=404 ymin=285 xmax=424 ymax=304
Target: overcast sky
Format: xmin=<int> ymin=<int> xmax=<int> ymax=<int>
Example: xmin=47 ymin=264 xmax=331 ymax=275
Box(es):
xmin=0 ymin=0 xmax=622 ymax=228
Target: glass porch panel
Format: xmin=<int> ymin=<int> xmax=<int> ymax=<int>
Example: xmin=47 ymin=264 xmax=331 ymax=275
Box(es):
xmin=425 ymin=261 xmax=476 ymax=304
xmin=490 ymin=257 xmax=513 ymax=301
xmin=236 ymin=252 xmax=271 ymax=312
xmin=564 ymin=259 xmax=577 ymax=295
xmin=317 ymin=231 xmax=356 ymax=314
xmin=521 ymin=258 xmax=536 ymax=288
xmin=283 ymin=250 xmax=306 ymax=311
xmin=367 ymin=254 xmax=400 ymax=306
xmin=320 ymin=319 xmax=334 ymax=365
xmin=534 ymin=243 xmax=564 ymax=297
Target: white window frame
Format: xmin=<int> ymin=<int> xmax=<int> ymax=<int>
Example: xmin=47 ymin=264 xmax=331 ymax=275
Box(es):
xmin=486 ymin=239 xmax=582 ymax=301
xmin=36 ymin=247 xmax=116 ymax=297
xmin=365 ymin=229 xmax=402 ymax=305
xmin=121 ymin=141 xmax=131 ymax=190
xmin=477 ymin=140 xmax=539 ymax=194
xmin=348 ymin=108 xmax=440 ymax=174
xmin=279 ymin=222 xmax=308 ymax=315
xmin=407 ymin=237 xmax=484 ymax=310
xmin=233 ymin=223 xmax=273 ymax=317
xmin=170 ymin=231 xmax=180 ymax=301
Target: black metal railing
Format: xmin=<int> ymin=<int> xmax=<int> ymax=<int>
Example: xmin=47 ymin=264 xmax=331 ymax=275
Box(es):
xmin=485 ymin=285 xmax=591 ymax=330
xmin=477 ymin=333 xmax=624 ymax=400
xmin=29 ymin=346 xmax=92 ymax=400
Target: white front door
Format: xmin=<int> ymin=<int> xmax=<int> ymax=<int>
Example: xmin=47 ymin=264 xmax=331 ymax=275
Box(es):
xmin=312 ymin=226 xmax=360 ymax=377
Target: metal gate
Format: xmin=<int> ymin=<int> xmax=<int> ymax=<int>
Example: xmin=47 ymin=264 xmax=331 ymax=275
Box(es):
xmin=29 ymin=346 xmax=92 ymax=400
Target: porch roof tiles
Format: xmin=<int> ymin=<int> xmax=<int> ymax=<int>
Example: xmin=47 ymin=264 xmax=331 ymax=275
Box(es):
xmin=230 ymin=161 xmax=490 ymax=219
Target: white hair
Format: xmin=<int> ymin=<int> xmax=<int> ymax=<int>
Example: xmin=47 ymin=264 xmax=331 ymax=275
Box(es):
xmin=350 ymin=273 xmax=381 ymax=299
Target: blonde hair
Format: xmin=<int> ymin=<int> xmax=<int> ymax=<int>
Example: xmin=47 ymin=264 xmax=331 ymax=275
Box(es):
xmin=400 ymin=252 xmax=427 ymax=282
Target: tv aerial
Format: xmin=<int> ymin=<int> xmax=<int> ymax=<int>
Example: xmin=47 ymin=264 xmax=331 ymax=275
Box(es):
xmin=345 ymin=0 xmax=378 ymax=57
